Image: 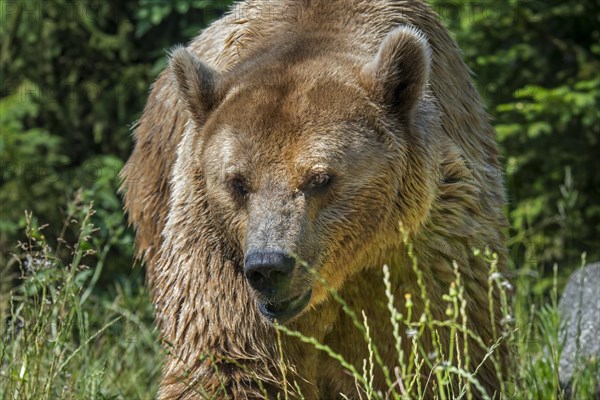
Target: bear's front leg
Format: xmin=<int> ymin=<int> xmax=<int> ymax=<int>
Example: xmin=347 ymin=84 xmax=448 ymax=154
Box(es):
xmin=157 ymin=340 xmax=322 ymax=399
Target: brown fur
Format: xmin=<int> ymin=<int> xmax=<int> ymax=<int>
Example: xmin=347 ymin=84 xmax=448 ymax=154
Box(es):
xmin=121 ymin=1 xmax=509 ymax=398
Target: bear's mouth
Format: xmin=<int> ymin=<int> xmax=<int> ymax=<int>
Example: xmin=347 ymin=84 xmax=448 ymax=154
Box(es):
xmin=258 ymin=290 xmax=312 ymax=324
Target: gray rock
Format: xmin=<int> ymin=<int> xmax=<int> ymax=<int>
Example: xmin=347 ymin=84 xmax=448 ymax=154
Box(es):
xmin=559 ymin=262 xmax=600 ymax=398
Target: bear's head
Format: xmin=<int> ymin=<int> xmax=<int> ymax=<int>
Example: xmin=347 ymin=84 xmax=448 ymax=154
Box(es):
xmin=168 ymin=26 xmax=440 ymax=324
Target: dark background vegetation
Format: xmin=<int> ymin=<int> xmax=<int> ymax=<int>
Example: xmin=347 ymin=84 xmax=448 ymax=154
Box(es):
xmin=1 ymin=0 xmax=598 ymax=328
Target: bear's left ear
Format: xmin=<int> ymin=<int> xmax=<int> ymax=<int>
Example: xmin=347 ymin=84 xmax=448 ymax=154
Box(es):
xmin=169 ymin=45 xmax=224 ymax=126
xmin=360 ymin=26 xmax=431 ymax=121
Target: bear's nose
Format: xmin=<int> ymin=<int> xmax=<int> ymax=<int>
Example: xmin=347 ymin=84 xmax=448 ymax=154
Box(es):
xmin=244 ymin=251 xmax=295 ymax=295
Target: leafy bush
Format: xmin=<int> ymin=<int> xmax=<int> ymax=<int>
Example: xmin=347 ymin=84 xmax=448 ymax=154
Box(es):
xmin=429 ymin=0 xmax=599 ymax=278
xmin=1 ymin=0 xmax=233 ymax=273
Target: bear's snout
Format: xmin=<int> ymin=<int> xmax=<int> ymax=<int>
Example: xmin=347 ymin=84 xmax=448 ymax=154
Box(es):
xmin=244 ymin=250 xmax=295 ymax=297
xmin=244 ymin=250 xmax=313 ymax=323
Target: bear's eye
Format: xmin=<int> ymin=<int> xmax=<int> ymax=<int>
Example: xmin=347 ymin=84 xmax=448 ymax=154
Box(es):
xmin=307 ymin=172 xmax=332 ymax=191
xmin=227 ymin=176 xmax=250 ymax=198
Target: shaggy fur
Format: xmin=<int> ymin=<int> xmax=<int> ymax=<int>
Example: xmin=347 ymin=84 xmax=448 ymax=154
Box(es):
xmin=121 ymin=0 xmax=509 ymax=398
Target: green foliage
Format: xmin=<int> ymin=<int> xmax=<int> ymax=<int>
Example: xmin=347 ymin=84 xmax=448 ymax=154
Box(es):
xmin=1 ymin=0 xmax=233 ymax=271
xmin=1 ymin=86 xmax=69 ymax=240
xmin=0 ymin=200 xmax=161 ymax=399
xmin=429 ymin=0 xmax=599 ymax=280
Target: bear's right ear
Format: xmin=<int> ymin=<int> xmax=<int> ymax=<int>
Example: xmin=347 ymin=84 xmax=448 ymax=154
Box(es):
xmin=169 ymin=46 xmax=222 ymax=126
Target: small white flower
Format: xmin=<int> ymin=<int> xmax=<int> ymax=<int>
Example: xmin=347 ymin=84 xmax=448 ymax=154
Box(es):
xmin=406 ymin=328 xmax=418 ymax=338
xmin=489 ymin=272 xmax=503 ymax=281
xmin=501 ymin=281 xmax=513 ymax=290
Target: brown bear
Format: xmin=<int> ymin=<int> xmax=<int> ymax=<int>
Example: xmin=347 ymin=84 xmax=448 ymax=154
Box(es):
xmin=121 ymin=0 xmax=510 ymax=398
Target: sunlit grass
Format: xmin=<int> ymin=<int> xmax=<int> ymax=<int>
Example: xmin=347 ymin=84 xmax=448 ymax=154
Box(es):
xmin=0 ymin=199 xmax=597 ymax=399
xmin=0 ymin=196 xmax=162 ymax=400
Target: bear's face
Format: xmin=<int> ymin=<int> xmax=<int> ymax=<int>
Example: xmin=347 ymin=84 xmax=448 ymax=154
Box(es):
xmin=170 ymin=27 xmax=437 ymax=323
xmin=200 ymin=77 xmax=397 ymax=323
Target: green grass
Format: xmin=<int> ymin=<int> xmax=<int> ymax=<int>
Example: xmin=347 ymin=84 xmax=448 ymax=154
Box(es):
xmin=1 ymin=200 xmax=598 ymax=399
xmin=0 ymin=198 xmax=162 ymax=400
